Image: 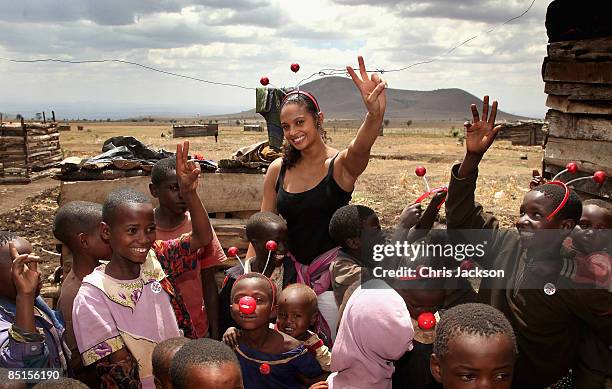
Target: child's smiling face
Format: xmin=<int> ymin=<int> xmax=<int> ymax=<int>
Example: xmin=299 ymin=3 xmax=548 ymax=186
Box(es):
xmin=230 ymin=277 xmax=275 ymax=330
xmin=276 ymin=288 xmax=317 ymax=340
xmin=571 ymin=204 xmax=611 ymax=253
xmin=516 ymin=191 xmax=571 ymax=249
xmin=102 ymin=202 xmax=156 ymax=265
xmin=431 ymin=332 xmax=515 ymax=389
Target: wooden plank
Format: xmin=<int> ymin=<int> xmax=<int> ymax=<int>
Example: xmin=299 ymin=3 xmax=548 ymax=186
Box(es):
xmin=543 ymin=137 xmax=612 ymax=173
xmin=543 ymin=61 xmax=612 ymax=84
xmin=544 ymin=109 xmax=612 ymax=141
xmin=547 ymin=38 xmax=612 ymax=62
xmin=59 ymin=173 xmax=264 ymax=213
xmin=544 ymin=82 xmax=612 ymax=101
xmin=546 ymin=95 xmax=612 ymax=115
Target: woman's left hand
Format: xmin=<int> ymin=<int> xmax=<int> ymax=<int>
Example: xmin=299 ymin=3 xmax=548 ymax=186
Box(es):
xmin=347 ymin=56 xmax=387 ymax=118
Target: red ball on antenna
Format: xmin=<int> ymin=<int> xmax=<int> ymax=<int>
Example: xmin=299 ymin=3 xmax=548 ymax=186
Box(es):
xmin=593 ymin=171 xmax=607 ymax=185
xmin=415 ymin=166 xmax=427 ymax=177
xmin=290 ymin=63 xmax=300 ymax=73
xmin=566 ymin=162 xmax=578 ymax=174
xmin=265 ymin=240 xmax=278 ymax=251
xmin=228 ymin=246 xmax=238 ymax=257
xmin=460 ymin=260 xmax=473 ymax=271
xmin=417 ymin=312 xmax=436 ymax=330
xmin=260 ymin=77 xmax=270 ymax=86
xmin=238 ymin=296 xmax=256 ymax=315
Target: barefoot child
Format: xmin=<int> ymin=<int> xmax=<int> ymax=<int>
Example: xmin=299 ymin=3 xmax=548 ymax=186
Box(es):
xmin=150 ymin=157 xmax=226 ymax=339
xmin=0 ymin=232 xmax=69 ymax=372
xmin=430 ymin=303 xmax=517 ymax=388
xmin=445 ymin=96 xmax=612 ymax=387
xmin=224 ymin=283 xmax=331 ymax=372
xmin=54 ymin=201 xmax=112 ymax=383
xmin=72 ymin=141 xmax=214 ymax=388
xmin=170 ymin=338 xmax=244 ymax=389
xmin=152 ymin=337 xmax=189 ymax=389
xmin=229 ymin=273 xmax=324 ymax=388
xmin=219 ymin=212 xmax=294 ymax=334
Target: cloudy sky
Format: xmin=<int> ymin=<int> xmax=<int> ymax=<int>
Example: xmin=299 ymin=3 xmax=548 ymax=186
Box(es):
xmin=0 ymin=0 xmax=550 ymax=119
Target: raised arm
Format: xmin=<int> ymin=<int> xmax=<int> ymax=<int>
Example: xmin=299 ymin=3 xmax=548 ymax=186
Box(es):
xmin=335 ymin=56 xmax=387 ymax=190
xmin=176 ymin=141 xmax=213 ymax=251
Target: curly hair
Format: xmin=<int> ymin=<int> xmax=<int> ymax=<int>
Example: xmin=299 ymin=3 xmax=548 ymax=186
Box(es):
xmin=433 ymin=303 xmax=517 ymax=359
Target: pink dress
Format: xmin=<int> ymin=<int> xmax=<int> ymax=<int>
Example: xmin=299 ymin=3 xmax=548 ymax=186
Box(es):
xmin=73 ymin=251 xmax=181 ymax=389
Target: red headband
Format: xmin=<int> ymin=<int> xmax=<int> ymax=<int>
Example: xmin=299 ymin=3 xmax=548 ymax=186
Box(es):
xmin=282 ymin=90 xmax=321 ymax=113
xmin=414 ymin=186 xmax=448 ymax=209
xmin=235 ymin=273 xmax=277 ymax=305
xmin=543 ymin=181 xmax=570 ymax=221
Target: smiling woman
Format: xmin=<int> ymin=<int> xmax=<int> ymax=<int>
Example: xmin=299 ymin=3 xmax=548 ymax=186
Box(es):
xmin=251 ymin=56 xmax=387 ymax=342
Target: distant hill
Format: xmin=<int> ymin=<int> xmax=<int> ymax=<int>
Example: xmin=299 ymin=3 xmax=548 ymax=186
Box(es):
xmin=219 ymin=76 xmax=530 ymax=121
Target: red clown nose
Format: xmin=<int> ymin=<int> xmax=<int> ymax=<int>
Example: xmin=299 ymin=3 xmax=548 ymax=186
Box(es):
xmin=417 ymin=312 xmax=436 ymax=330
xmin=265 ymin=240 xmax=278 ymax=251
xmin=239 ymin=296 xmax=256 ymax=314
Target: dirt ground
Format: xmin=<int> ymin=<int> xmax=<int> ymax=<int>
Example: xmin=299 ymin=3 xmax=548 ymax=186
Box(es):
xmin=0 ymin=121 xmax=542 ymax=282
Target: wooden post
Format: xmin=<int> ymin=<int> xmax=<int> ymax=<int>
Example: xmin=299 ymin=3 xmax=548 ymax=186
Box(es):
xmin=52 ymin=111 xmax=56 ymax=122
xmin=42 ymin=111 xmax=46 ymax=123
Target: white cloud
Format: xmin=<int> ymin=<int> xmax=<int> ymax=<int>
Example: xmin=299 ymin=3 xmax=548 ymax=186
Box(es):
xmin=0 ymin=0 xmax=550 ymax=118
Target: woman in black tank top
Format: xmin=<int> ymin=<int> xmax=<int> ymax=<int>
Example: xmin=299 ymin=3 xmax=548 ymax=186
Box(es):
xmin=253 ymin=56 xmax=388 ymax=266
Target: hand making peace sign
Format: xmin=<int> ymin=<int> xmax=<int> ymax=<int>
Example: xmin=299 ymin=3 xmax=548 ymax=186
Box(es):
xmin=347 ymin=56 xmax=387 ymax=118
xmin=176 ymin=141 xmax=201 ymax=194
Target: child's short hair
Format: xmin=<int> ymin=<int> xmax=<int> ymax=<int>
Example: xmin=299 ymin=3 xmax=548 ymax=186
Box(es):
xmin=53 ymin=201 xmax=103 ymax=245
xmin=0 ymin=230 xmax=18 ymax=248
xmin=231 ymin=272 xmax=277 ymax=305
xmin=280 ymin=283 xmax=318 ymax=315
xmin=433 ymin=303 xmax=517 ymax=359
xmin=151 ymin=157 xmax=177 ymax=186
xmin=33 ymin=377 xmax=89 ymax=388
xmin=170 ymin=338 xmax=239 ymax=389
xmin=245 ymin=211 xmax=287 ymax=241
xmin=329 ymin=205 xmax=376 ymax=247
xmin=583 ymin=198 xmax=612 ymax=214
xmin=532 ymin=184 xmax=582 ymax=223
xmin=102 ymin=187 xmax=151 ymax=224
xmin=152 ymin=336 xmax=189 ymax=379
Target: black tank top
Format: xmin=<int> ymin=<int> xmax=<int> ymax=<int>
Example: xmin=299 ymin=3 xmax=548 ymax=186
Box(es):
xmin=276 ymin=155 xmax=352 ymax=265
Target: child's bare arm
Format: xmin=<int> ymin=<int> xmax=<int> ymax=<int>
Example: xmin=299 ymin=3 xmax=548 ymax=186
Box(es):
xmin=10 ymin=243 xmax=40 ymax=333
xmin=529 ymin=169 xmax=547 ymax=189
xmin=458 ymin=96 xmax=501 ymax=179
xmin=176 ymin=141 xmax=213 ymax=251
xmin=222 ymin=326 xmax=242 ymax=348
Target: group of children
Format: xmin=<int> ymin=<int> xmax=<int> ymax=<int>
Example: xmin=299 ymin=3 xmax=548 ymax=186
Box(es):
xmin=0 ymin=96 xmax=611 ymax=389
